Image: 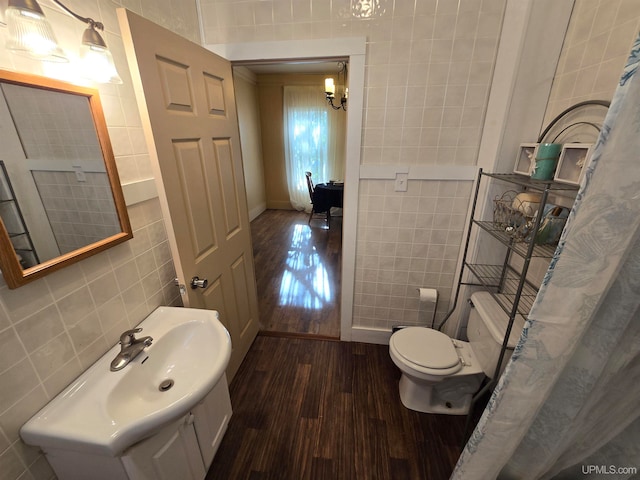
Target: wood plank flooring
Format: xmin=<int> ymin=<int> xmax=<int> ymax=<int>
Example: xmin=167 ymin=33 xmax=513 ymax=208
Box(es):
xmin=208 ymin=209 xmax=476 ymax=479
xmin=206 ymin=335 xmax=467 ymax=480
xmin=251 ymin=209 xmax=341 ymax=338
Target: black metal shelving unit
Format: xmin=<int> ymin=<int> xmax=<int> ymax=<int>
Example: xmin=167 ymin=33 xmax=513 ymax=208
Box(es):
xmin=0 ymin=161 xmax=39 ymax=268
xmin=443 ymin=169 xmax=579 ymax=443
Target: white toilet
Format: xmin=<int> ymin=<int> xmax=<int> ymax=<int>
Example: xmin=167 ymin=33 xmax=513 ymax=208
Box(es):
xmin=389 ymin=291 xmax=524 ymax=415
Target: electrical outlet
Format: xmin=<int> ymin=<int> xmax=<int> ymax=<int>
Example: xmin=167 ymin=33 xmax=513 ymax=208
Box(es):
xmin=395 ymin=172 xmax=408 ymax=192
xmin=73 ymin=165 xmax=86 ymax=182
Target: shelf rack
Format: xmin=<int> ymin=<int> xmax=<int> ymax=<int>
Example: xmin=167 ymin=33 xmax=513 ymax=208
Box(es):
xmin=442 ymin=169 xmax=578 ymax=445
xmin=0 ymin=161 xmax=39 ymax=268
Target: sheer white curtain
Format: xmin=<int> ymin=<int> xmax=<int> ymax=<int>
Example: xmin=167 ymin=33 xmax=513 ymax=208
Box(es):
xmin=283 ymin=85 xmax=345 ymax=212
xmin=451 ymin=35 xmax=640 ymax=480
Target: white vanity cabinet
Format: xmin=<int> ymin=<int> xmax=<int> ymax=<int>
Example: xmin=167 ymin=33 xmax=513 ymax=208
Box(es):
xmin=41 ymin=375 xmax=232 ymax=480
xmin=192 ymin=373 xmax=233 ymax=468
xmin=122 ymin=413 xmax=205 ymax=480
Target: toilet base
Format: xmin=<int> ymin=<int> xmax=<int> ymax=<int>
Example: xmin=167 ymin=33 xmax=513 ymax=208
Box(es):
xmin=397 ymin=374 xmax=481 ymax=415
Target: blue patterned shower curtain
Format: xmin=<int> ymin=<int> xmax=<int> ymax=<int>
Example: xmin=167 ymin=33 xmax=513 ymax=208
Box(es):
xmin=451 ymin=35 xmax=640 ymax=479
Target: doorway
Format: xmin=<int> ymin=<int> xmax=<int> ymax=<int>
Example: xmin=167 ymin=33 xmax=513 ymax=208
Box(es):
xmin=234 ymin=60 xmax=346 ymax=338
xmin=205 ymin=37 xmax=366 ymax=341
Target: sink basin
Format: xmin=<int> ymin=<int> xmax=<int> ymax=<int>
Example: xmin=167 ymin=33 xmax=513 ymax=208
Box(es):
xmin=21 ymin=307 xmax=231 ymax=456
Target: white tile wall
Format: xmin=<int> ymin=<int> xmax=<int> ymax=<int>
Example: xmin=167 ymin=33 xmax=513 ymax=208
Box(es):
xmin=354 ymin=179 xmax=472 ymax=330
xmin=0 ymin=197 xmax=179 ymax=479
xmin=545 ymin=0 xmax=640 ymax=124
xmin=0 ymin=1 xmax=200 ymax=478
xmin=530 ymin=0 xmax=640 ymax=291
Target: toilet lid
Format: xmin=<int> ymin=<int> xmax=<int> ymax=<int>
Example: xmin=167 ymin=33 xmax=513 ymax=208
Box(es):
xmin=391 ymin=327 xmax=460 ymax=369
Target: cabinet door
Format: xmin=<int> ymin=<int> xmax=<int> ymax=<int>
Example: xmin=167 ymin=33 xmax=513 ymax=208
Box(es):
xmin=193 ymin=374 xmax=233 ymax=469
xmin=122 ymin=414 xmax=206 ymax=480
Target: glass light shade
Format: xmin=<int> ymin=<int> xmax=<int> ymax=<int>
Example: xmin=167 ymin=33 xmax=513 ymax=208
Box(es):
xmin=324 ymin=77 xmax=335 ymax=95
xmin=5 ymin=6 xmax=68 ymax=62
xmin=79 ymin=26 xmax=122 ymax=84
xmin=80 ymin=44 xmax=123 ymax=84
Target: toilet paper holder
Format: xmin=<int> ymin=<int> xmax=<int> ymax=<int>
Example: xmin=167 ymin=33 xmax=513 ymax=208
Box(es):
xmin=392 ymin=288 xmax=439 ymax=333
xmin=418 ymin=287 xmax=439 ymax=328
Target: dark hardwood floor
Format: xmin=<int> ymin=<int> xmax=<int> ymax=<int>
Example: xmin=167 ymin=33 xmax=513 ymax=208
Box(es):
xmin=250 ymin=209 xmax=341 ymax=338
xmin=207 ymin=209 xmax=476 ymax=479
xmin=206 ymin=335 xmax=467 ymax=480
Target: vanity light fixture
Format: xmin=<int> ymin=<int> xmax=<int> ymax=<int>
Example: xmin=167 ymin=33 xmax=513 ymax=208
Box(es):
xmin=5 ymin=0 xmax=68 ymax=62
xmin=76 ymin=18 xmax=123 ymax=84
xmin=4 ymin=0 xmax=123 ymax=84
xmin=324 ymin=61 xmax=348 ymax=111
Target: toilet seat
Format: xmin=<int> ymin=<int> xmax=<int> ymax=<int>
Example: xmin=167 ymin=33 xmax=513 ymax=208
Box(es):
xmin=390 ymin=327 xmax=462 ymax=376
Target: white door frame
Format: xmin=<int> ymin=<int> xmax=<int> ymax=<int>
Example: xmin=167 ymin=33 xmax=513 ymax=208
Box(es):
xmin=205 ymin=37 xmax=366 ymax=341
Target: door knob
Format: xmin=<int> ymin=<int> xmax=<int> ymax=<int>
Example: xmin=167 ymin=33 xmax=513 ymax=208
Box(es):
xmin=190 ymin=276 xmax=208 ymax=289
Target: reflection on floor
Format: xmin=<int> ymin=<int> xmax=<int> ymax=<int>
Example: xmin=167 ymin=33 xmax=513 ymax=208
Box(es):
xmin=251 ymin=209 xmax=341 ymax=338
xmin=279 ymin=224 xmax=333 ymax=309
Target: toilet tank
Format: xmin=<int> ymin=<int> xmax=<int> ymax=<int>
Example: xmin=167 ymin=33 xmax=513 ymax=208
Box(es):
xmin=467 ymin=292 xmax=525 ymax=378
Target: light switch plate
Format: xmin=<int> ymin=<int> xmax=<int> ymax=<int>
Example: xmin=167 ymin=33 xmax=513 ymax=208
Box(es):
xmin=395 ymin=173 xmax=408 ymax=192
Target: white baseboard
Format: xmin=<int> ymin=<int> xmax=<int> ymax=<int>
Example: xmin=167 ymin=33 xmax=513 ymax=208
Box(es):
xmin=248 ymin=203 xmax=266 ymax=221
xmin=266 ymin=200 xmax=294 ymax=210
xmin=350 ymin=326 xmax=392 ymax=345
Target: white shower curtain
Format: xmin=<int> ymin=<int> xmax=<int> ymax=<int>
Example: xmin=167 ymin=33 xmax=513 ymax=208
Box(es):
xmin=283 ymin=85 xmax=345 ymax=212
xmin=451 ymin=35 xmax=640 ymax=479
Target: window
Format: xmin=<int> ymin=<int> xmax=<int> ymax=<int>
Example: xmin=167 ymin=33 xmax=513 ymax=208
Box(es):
xmin=283 ymin=85 xmax=345 ymax=211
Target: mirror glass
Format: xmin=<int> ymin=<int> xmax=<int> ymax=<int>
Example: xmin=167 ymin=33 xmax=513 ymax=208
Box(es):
xmin=0 ymin=69 xmax=132 ymax=288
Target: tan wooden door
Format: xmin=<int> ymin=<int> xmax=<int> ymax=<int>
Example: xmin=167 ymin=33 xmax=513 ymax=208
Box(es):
xmin=118 ymin=9 xmax=259 ymax=381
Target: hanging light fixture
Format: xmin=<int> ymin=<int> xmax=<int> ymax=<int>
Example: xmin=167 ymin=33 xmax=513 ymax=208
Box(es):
xmin=5 ymin=0 xmax=68 ymax=62
xmin=4 ymin=0 xmax=123 ymax=84
xmin=324 ymin=61 xmax=348 ymax=111
xmin=77 ymin=20 xmax=122 ymax=84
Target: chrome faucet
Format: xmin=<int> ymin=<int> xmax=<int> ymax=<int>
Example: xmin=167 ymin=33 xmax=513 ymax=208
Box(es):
xmin=110 ymin=328 xmax=153 ymax=372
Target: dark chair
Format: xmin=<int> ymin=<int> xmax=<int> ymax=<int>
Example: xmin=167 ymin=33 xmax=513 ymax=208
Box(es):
xmin=305 ymin=171 xmax=330 ymax=226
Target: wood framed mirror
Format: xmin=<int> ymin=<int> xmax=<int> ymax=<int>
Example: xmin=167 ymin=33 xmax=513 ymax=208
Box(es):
xmin=0 ymin=69 xmax=132 ymax=289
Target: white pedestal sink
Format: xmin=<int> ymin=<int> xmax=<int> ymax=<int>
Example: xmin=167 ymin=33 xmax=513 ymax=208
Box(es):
xmin=21 ymin=306 xmax=233 ymax=480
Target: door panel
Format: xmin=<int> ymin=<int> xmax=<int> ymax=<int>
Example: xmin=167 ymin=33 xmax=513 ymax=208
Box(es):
xmin=156 ymin=57 xmax=195 ymax=113
xmin=212 ymin=138 xmax=241 ymax=235
xmin=119 ymin=9 xmax=259 ymax=381
xmin=173 ymin=140 xmax=219 ymax=258
xmin=231 ymin=255 xmax=252 ymax=334
xmin=203 ymin=74 xmax=226 ymax=115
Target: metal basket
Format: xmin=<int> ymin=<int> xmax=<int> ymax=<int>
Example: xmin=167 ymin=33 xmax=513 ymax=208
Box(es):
xmin=493 ymin=190 xmax=536 ymax=242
